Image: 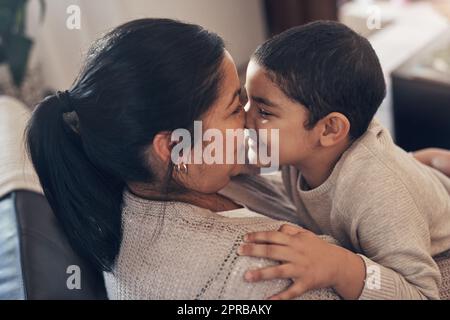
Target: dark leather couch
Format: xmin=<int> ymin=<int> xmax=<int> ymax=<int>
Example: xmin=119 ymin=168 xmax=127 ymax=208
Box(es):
xmin=0 ymin=190 xmax=107 ymax=300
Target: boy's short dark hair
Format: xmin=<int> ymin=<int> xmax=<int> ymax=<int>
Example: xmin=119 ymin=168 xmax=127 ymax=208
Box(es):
xmin=253 ymin=21 xmax=386 ymax=139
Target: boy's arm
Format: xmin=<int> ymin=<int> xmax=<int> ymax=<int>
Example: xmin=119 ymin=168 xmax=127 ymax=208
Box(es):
xmin=341 ymin=191 xmax=441 ymax=300
xmin=238 ymin=188 xmax=442 ymax=300
xmin=222 ymin=252 xmax=340 ymax=300
xmin=219 ymin=173 xmax=302 ymax=225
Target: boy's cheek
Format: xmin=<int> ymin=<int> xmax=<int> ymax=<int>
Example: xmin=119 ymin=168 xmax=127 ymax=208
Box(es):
xmin=277 ymin=135 xmax=309 ymax=165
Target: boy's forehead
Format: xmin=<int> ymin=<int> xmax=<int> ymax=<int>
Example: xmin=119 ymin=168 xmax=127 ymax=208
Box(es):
xmin=246 ymin=61 xmax=288 ymax=101
xmin=246 ymin=60 xmax=266 ymax=81
xmin=246 ymin=61 xmax=276 ymax=91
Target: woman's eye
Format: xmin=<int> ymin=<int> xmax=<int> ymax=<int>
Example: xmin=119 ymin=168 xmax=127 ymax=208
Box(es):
xmin=232 ymin=104 xmax=243 ymax=115
xmin=258 ymin=107 xmax=272 ymax=118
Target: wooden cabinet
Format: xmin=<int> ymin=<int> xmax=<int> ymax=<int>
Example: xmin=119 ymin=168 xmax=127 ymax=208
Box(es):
xmin=264 ymin=0 xmax=338 ymax=36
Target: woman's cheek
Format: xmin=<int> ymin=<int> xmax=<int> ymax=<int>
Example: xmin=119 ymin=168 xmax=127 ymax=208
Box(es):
xmin=190 ymin=164 xmax=231 ymax=193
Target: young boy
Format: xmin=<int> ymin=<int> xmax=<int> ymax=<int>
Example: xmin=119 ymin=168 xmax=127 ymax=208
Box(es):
xmin=236 ymin=21 xmax=450 ymax=300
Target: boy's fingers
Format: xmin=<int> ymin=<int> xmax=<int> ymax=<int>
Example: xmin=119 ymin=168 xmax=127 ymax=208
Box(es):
xmin=279 ymin=224 xmax=306 ymax=235
xmin=238 ymin=243 xmax=294 ymax=261
xmin=244 ymin=264 xmax=294 ymax=282
xmin=268 ymin=284 xmax=307 ymax=300
xmin=431 ymin=156 xmax=450 ymax=177
xmin=244 ymin=230 xmax=292 ymax=245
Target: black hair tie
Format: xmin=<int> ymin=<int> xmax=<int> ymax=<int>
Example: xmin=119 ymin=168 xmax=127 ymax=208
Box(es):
xmin=56 ymin=90 xmax=75 ymax=113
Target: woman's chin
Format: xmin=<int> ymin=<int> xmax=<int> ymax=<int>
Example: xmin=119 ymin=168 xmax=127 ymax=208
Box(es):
xmin=229 ymin=164 xmax=246 ymax=176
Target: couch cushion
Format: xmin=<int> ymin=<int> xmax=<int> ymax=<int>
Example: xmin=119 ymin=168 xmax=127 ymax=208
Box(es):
xmin=0 ymin=193 xmax=25 ymax=300
xmin=0 ymin=190 xmax=107 ymax=299
xmin=0 ymin=96 xmax=42 ymax=198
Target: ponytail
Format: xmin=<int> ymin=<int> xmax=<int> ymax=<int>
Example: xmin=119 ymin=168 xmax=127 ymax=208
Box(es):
xmin=26 ymin=94 xmax=123 ymax=271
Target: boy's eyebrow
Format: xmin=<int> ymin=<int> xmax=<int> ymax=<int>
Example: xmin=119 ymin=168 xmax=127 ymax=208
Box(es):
xmin=251 ymin=95 xmax=279 ymax=108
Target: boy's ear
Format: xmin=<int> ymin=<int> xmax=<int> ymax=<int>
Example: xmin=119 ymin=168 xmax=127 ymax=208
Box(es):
xmin=152 ymin=131 xmax=173 ymax=163
xmin=318 ymin=112 xmax=350 ymax=147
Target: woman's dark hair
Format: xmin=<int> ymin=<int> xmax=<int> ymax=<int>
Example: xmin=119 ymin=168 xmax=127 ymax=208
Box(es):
xmin=253 ymin=21 xmax=386 ymax=140
xmin=26 ymin=18 xmax=225 ymax=271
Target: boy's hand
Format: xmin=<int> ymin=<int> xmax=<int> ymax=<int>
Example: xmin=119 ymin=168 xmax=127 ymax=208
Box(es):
xmin=414 ymin=148 xmax=450 ymax=177
xmin=237 ymin=224 xmax=365 ymax=300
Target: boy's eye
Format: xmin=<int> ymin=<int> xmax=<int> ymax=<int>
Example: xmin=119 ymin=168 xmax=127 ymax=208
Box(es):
xmin=258 ymin=107 xmax=272 ymax=118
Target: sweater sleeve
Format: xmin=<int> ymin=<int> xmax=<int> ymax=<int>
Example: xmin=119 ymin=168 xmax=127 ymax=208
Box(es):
xmin=341 ymin=185 xmax=442 ymax=300
xmin=219 ymin=173 xmax=302 ymax=225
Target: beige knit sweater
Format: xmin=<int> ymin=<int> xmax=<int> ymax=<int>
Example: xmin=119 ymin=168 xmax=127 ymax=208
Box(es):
xmin=104 ymin=190 xmax=339 ymax=300
xmin=277 ymin=120 xmax=450 ymax=300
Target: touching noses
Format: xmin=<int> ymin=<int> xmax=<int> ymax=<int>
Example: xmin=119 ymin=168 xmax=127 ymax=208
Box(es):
xmin=244 ymin=101 xmax=255 ymax=130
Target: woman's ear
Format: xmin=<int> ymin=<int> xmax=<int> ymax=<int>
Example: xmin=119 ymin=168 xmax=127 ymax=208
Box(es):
xmin=152 ymin=132 xmax=173 ymax=163
xmin=318 ymin=113 xmax=351 ymax=147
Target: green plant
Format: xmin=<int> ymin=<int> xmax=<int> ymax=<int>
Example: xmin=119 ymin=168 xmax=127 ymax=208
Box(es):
xmin=0 ymin=0 xmax=45 ymax=87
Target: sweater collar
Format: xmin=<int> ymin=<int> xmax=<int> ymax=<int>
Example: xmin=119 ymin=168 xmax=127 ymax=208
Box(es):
xmin=296 ymin=118 xmax=384 ymax=199
xmin=122 ymin=189 xmax=215 ymax=219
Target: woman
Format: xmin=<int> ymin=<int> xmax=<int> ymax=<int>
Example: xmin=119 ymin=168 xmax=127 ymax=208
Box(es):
xmin=26 ymin=18 xmax=338 ymax=300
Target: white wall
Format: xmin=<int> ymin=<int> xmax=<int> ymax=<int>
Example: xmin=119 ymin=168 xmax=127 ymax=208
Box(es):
xmin=27 ymin=0 xmax=267 ymax=90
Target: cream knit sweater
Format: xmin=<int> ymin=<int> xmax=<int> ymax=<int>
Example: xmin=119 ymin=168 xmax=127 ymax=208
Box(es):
xmin=104 ymin=190 xmax=339 ymax=300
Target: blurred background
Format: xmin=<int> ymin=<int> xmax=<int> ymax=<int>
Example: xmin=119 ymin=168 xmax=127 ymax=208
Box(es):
xmin=0 ymin=0 xmax=449 ymax=149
